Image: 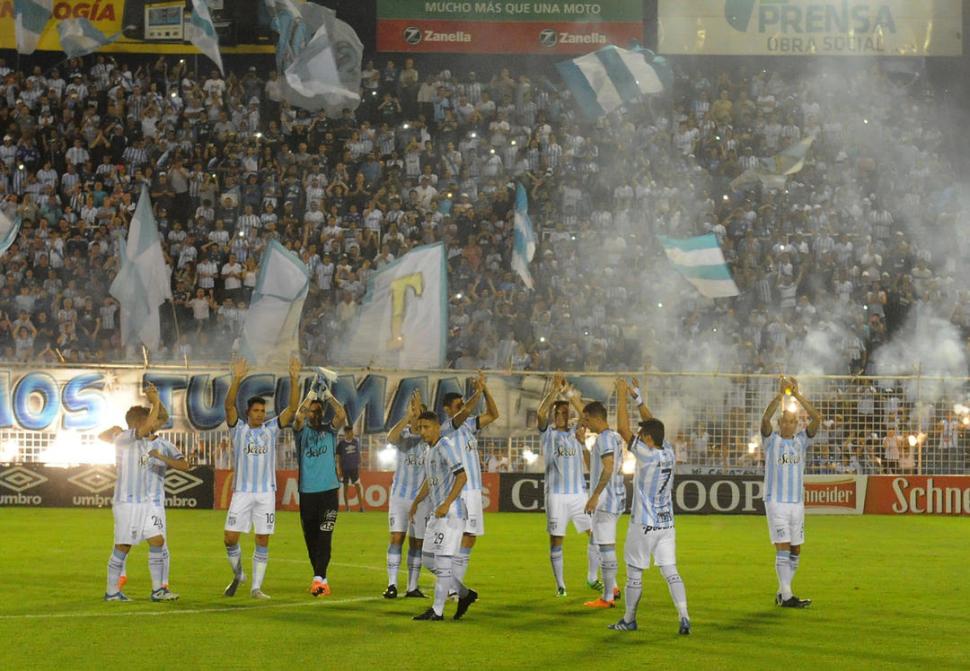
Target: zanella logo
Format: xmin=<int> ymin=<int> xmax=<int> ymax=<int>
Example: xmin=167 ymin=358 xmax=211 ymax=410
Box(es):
xmin=723 ymin=0 xmax=897 ymax=34
xmin=0 ymin=466 xmax=48 ymax=493
xmin=805 ymin=479 xmax=856 ymax=508
xmin=403 ymin=26 xmax=422 ymax=44
xmin=68 ymin=466 xmax=116 ymax=494
xmin=164 ymin=470 xmax=202 ymax=496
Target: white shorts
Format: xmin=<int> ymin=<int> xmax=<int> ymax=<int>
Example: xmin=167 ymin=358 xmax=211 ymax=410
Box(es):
xmin=460 ymin=489 xmax=485 ymax=536
xmin=389 ymin=495 xmax=432 ymax=539
xmin=624 ymin=521 xmax=677 ymax=569
xmin=225 ymin=491 xmax=277 ymax=535
xmin=591 ymin=510 xmax=620 ymax=546
xmin=766 ymin=501 xmax=805 ymax=545
xmin=546 ymin=493 xmax=591 ymax=536
xmin=424 ymin=515 xmax=465 ymax=556
xmin=113 ymin=502 xmax=165 ymax=545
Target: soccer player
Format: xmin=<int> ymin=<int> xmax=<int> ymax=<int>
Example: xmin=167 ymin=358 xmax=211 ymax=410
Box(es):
xmin=610 ymin=378 xmax=691 ymax=634
xmin=581 ymin=399 xmax=626 ymax=609
xmin=100 ymin=384 xmax=180 ymax=602
xmin=222 ymin=355 xmax=301 ymax=599
xmin=760 ymin=375 xmax=821 ymax=608
xmin=408 ymin=411 xmax=477 ymax=621
xmin=438 ymin=371 xmax=499 ymax=598
xmin=336 ymin=425 xmax=365 ymax=512
xmin=383 ymin=391 xmax=431 ymax=599
xmin=537 ymin=373 xmax=591 ymax=597
xmin=293 ymin=386 xmax=348 ymax=597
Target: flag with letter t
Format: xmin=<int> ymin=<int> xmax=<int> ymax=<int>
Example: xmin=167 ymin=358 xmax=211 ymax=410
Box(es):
xmin=334 ymin=242 xmax=447 ymax=368
xmin=109 ymin=186 xmax=173 ymax=351
xmin=240 ymin=240 xmax=310 ymax=366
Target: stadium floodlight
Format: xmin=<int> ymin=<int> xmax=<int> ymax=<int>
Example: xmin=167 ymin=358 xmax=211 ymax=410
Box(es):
xmin=379 ymin=444 xmax=396 ymax=467
xmin=908 ymin=435 xmax=918 ymax=447
xmin=621 ymin=451 xmax=635 ymax=475
xmin=522 ymin=449 xmax=538 ymax=465
xmin=0 ymin=438 xmax=20 ymax=462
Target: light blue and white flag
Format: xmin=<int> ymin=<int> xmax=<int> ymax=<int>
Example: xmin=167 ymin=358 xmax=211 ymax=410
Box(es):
xmin=0 ymin=208 xmax=23 ymax=256
xmin=266 ymin=0 xmax=308 ymax=72
xmin=14 ymin=0 xmax=52 ymax=55
xmin=185 ymin=0 xmax=224 ymax=76
xmin=239 ymin=240 xmax=310 ymax=366
xmin=659 ymin=234 xmax=739 ymax=299
xmin=334 ymin=243 xmax=447 ymax=368
xmin=512 ymin=183 xmax=537 ymax=290
xmin=282 ymin=15 xmax=362 ymax=116
xmin=109 ymin=186 xmax=173 ymax=351
xmin=556 ymin=44 xmax=664 ymax=119
xmin=731 ymin=133 xmax=816 ymax=191
xmin=57 ymin=17 xmax=120 ymax=59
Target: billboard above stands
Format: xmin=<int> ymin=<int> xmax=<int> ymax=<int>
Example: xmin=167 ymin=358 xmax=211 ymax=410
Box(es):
xmin=377 ymin=0 xmax=644 ymax=54
xmin=658 ymin=0 xmax=962 ymax=56
xmin=0 ymin=0 xmax=274 ymax=54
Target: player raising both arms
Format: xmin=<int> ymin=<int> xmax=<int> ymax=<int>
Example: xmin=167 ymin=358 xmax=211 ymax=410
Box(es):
xmin=439 ymin=371 xmax=499 ymax=599
xmin=537 ymin=373 xmax=592 ymax=597
xmin=383 ymin=391 xmax=432 ymax=599
xmin=100 ymin=384 xmax=181 ymax=602
xmin=293 ymin=383 xmax=348 ymax=597
xmin=409 ymin=411 xmax=477 ymax=621
xmin=611 ymin=378 xmax=690 ymax=635
xmin=222 ymin=355 xmax=301 ymax=599
xmin=581 ymin=400 xmax=626 ymax=609
xmin=760 ymin=375 xmax=821 ymax=608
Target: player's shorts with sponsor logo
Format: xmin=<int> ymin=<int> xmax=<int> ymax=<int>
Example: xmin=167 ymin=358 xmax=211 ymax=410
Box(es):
xmin=389 ymin=494 xmax=433 ymax=539
xmin=113 ymin=501 xmax=165 ymax=545
xmin=425 ymin=513 xmax=465 ymax=556
xmin=546 ymin=493 xmax=591 ymax=536
xmin=765 ymin=501 xmax=805 ymax=545
xmin=225 ymin=491 xmax=277 ymax=535
xmin=624 ymin=520 xmax=676 ymax=569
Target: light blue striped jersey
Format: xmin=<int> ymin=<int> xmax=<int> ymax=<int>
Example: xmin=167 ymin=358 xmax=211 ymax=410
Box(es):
xmin=589 ymin=430 xmax=626 ymax=514
xmin=763 ymin=431 xmax=811 ymax=504
xmin=391 ymin=429 xmax=429 ymax=500
xmin=230 ymin=417 xmax=281 ymax=494
xmin=629 ymin=437 xmax=675 ymax=529
xmin=113 ymin=429 xmax=152 ymax=504
xmin=424 ymin=432 xmax=465 ymax=515
xmin=146 ymin=437 xmax=183 ymax=505
xmin=441 ymin=416 xmax=482 ymax=492
xmin=541 ymin=426 xmax=586 ymax=495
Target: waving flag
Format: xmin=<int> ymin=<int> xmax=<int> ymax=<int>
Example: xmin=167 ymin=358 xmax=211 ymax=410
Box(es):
xmin=57 ymin=18 xmax=120 ymax=58
xmin=731 ymin=134 xmax=816 ymax=191
xmin=334 ymin=243 xmax=447 ymax=368
xmin=240 ymin=240 xmax=310 ymax=366
xmin=185 ymin=0 xmax=224 ymax=75
xmin=282 ymin=15 xmax=363 ymax=115
xmin=659 ymin=234 xmax=739 ymax=299
xmin=109 ymin=186 xmax=173 ymax=351
xmin=512 ymin=183 xmax=537 ymax=290
xmin=0 ymin=208 xmax=22 ymax=256
xmin=266 ymin=0 xmax=308 ymax=71
xmin=14 ymin=0 xmax=52 ymax=55
xmin=556 ymin=45 xmax=663 ymax=119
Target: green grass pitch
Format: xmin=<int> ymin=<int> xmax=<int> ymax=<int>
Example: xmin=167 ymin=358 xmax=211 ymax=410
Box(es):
xmin=1 ymin=510 xmax=967 ymax=670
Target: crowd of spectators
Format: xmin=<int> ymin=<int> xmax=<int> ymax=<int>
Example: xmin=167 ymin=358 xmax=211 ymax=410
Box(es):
xmin=0 ymin=52 xmax=967 ymax=377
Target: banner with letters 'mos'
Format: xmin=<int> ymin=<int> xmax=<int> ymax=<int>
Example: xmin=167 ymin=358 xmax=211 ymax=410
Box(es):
xmin=377 ymin=0 xmax=644 ymax=54
xmin=658 ymin=0 xmax=962 ymax=56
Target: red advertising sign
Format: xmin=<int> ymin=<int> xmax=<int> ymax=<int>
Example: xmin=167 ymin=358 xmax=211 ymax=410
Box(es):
xmin=804 ymin=476 xmax=865 ymax=515
xmin=215 ymin=471 xmax=499 ymax=513
xmin=864 ymin=476 xmax=970 ymax=515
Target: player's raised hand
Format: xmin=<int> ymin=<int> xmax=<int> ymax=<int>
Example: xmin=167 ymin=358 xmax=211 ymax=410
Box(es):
xmin=778 ymin=375 xmax=791 ymax=395
xmin=615 ymin=377 xmax=627 ymax=395
xmin=231 ymin=356 xmax=249 ymax=380
xmin=630 ymin=376 xmax=642 ymax=398
xmin=788 ymin=376 xmax=800 ymax=394
xmin=552 ymin=371 xmax=565 ymax=390
xmin=474 ymin=370 xmax=487 ymax=393
xmin=144 ymin=383 xmax=159 ymax=403
xmin=288 ymin=355 xmax=301 ymax=378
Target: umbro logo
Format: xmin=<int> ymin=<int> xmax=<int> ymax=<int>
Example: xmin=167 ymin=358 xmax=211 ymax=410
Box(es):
xmin=0 ymin=466 xmax=48 ymax=493
xmin=68 ymin=466 xmax=116 ymax=494
xmin=164 ymin=470 xmax=203 ymax=495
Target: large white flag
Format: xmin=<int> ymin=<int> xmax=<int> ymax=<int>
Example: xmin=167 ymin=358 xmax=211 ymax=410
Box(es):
xmin=0 ymin=207 xmax=22 ymax=256
xmin=57 ymin=17 xmax=121 ymax=59
xmin=282 ymin=15 xmax=363 ymax=115
xmin=731 ymin=134 xmax=816 ymax=191
xmin=335 ymin=243 xmax=447 ymax=368
xmin=659 ymin=234 xmax=739 ymax=299
xmin=109 ymin=186 xmax=173 ymax=351
xmin=15 ymin=0 xmax=52 ymax=55
xmin=556 ymin=44 xmax=664 ymax=119
xmin=240 ymin=240 xmax=310 ymax=366
xmin=185 ymin=0 xmax=224 ymax=75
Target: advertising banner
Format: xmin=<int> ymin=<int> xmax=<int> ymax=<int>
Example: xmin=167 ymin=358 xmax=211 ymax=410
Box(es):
xmin=377 ymin=0 xmax=644 ymax=54
xmin=658 ymin=0 xmax=962 ymax=56
xmin=804 ymin=475 xmax=867 ymax=515
xmin=215 ymin=469 xmax=500 ymax=513
xmin=0 ymin=0 xmax=273 ymax=54
xmin=864 ymin=475 xmax=970 ymax=515
xmin=0 ymin=463 xmax=214 ymax=508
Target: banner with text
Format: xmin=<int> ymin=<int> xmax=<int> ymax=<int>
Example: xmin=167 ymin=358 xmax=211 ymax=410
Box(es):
xmin=864 ymin=475 xmax=970 ymax=515
xmin=658 ymin=0 xmax=962 ymax=56
xmin=377 ymin=0 xmax=644 ymax=54
xmin=0 ymin=463 xmax=214 ymax=508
